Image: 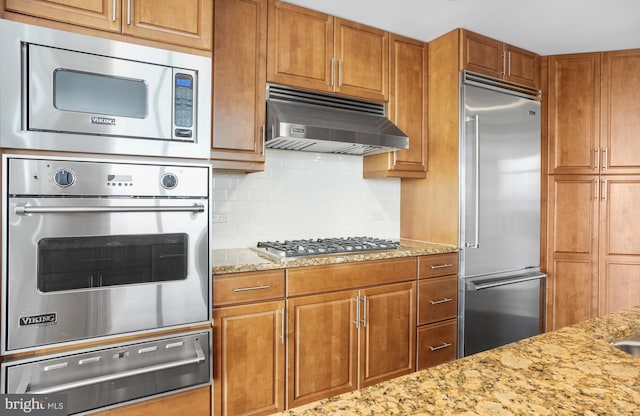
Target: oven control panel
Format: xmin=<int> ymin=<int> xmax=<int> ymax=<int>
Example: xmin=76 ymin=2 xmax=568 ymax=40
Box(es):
xmin=8 ymin=157 xmax=209 ymax=198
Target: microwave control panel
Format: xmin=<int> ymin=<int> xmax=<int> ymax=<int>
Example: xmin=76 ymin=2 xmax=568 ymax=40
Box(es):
xmin=174 ymin=72 xmax=194 ymax=141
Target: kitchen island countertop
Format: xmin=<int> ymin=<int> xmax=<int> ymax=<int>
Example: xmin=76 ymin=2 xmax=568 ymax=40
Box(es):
xmin=276 ymin=306 xmax=640 ymax=415
xmin=212 ymin=239 xmax=457 ymax=274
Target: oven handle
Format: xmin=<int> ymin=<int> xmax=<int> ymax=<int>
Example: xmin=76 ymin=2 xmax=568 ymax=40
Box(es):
xmin=15 ymin=204 xmax=206 ymax=215
xmin=17 ymin=338 xmax=206 ymax=394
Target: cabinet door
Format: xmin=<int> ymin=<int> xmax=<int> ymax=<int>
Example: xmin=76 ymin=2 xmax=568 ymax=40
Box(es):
xmin=96 ymin=387 xmax=211 ymax=416
xmin=418 ymin=275 xmax=457 ymax=325
xmin=334 ymin=18 xmax=388 ymax=101
xmin=5 ymin=0 xmax=120 ymax=32
xmin=546 ymin=175 xmax=599 ymax=330
xmin=547 ymin=53 xmax=601 ymax=174
xmin=461 ymin=30 xmax=504 ymax=79
xmin=213 ymin=301 xmax=285 ymax=416
xmin=287 ymin=290 xmax=358 ymax=409
xmin=601 ymin=49 xmax=640 ymax=174
xmin=124 ymin=0 xmax=212 ymax=50
xmin=212 ymin=0 xmax=267 ymax=172
xmin=363 ymin=34 xmax=426 ymax=178
xmin=416 ymin=319 xmax=457 ymax=370
xmin=359 ymin=282 xmax=415 ymax=388
xmin=599 ymin=176 xmax=640 ymax=314
xmin=505 ymin=44 xmax=539 ymax=88
xmin=267 ymin=0 xmax=333 ymax=92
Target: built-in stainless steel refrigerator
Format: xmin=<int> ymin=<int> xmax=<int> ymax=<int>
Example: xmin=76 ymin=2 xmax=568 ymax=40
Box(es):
xmin=458 ymin=72 xmax=546 ymax=357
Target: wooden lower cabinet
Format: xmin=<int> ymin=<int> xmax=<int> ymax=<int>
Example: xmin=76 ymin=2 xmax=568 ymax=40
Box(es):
xmin=547 ymin=174 xmax=640 ymax=329
xmin=416 ymin=319 xmax=457 ymax=370
xmin=213 ymin=301 xmax=285 ymax=416
xmin=287 ymin=281 xmax=415 ymax=409
xmin=95 ymin=387 xmax=211 ymax=416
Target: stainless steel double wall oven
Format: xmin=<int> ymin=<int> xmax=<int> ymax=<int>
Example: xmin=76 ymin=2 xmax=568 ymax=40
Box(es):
xmin=0 ymin=19 xmax=213 ymax=415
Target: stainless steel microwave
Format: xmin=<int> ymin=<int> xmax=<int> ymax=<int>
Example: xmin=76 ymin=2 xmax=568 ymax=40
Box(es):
xmin=0 ymin=20 xmax=211 ymax=159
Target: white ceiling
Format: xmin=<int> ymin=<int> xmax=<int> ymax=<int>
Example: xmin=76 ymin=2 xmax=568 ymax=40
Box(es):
xmin=283 ymin=0 xmax=640 ymax=55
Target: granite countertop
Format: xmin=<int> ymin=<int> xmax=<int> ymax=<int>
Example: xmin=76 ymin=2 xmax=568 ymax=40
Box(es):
xmin=275 ymin=306 xmax=640 ymax=415
xmin=212 ymin=239 xmax=458 ymax=275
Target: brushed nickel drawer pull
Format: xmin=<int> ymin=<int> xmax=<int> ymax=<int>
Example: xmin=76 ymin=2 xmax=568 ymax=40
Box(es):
xmin=429 ymin=297 xmax=453 ymax=305
xmin=232 ymin=285 xmax=271 ymax=292
xmin=430 ymin=263 xmax=453 ymax=269
xmin=429 ymin=342 xmax=452 ymax=352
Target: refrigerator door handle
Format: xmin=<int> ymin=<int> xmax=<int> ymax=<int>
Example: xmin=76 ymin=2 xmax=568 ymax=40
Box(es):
xmin=466 ymin=273 xmax=546 ymax=291
xmin=464 ymin=114 xmax=480 ymax=249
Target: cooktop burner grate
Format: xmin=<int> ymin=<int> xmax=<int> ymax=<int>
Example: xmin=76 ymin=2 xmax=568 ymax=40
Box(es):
xmin=256 ymin=237 xmax=400 ymax=258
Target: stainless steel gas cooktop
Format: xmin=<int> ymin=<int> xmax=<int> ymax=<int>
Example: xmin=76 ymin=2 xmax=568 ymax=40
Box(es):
xmin=255 ymin=237 xmax=400 ymax=259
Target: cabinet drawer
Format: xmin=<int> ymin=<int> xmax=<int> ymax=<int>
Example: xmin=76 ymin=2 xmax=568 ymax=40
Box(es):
xmin=213 ymin=270 xmax=285 ymax=306
xmin=418 ymin=253 xmax=458 ymax=279
xmin=416 ymin=319 xmax=457 ymax=370
xmin=418 ymin=276 xmax=458 ymax=325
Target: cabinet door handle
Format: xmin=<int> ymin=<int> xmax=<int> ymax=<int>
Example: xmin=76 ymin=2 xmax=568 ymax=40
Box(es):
xmin=501 ymin=53 xmax=506 ymax=76
xmin=603 ymin=147 xmax=608 ymax=170
xmin=280 ymin=308 xmax=285 ymax=344
xmin=330 ymin=57 xmax=335 ymax=87
xmin=430 ymin=263 xmax=453 ymax=270
xmin=353 ymin=296 xmax=360 ymax=328
xmin=232 ymin=285 xmax=271 ymax=292
xmin=361 ymin=296 xmax=368 ymax=327
xmin=429 ymin=342 xmax=452 ymax=352
xmin=112 ymin=0 xmax=117 ymax=22
xmin=594 ymin=178 xmax=599 ymax=200
xmin=595 ymin=148 xmax=600 ymax=171
xmin=429 ymin=297 xmax=453 ymax=305
xmin=507 ymin=52 xmax=512 ymax=76
xmin=601 ymin=179 xmax=607 ymax=200
xmin=338 ymin=59 xmax=344 ymax=87
xmin=126 ymin=0 xmax=131 ymax=25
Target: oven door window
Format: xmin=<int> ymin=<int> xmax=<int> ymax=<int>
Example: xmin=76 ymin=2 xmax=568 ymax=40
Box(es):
xmin=37 ymin=233 xmax=188 ymax=292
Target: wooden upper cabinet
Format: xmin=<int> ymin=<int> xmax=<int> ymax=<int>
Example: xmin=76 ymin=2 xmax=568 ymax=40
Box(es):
xmin=4 ymin=0 xmax=212 ymax=50
xmin=267 ymin=0 xmax=388 ymax=101
xmin=461 ymin=30 xmax=539 ymax=88
xmin=211 ymin=0 xmax=267 ymax=172
xmin=124 ymin=0 xmax=212 ymax=50
xmin=5 ymin=0 xmax=120 ymax=32
xmin=601 ymin=49 xmax=640 ymax=174
xmin=363 ymin=34 xmax=427 ymax=178
xmin=267 ymin=0 xmax=334 ymax=92
xmin=334 ymin=18 xmax=388 ymax=101
xmin=547 ymin=53 xmax=601 ymax=174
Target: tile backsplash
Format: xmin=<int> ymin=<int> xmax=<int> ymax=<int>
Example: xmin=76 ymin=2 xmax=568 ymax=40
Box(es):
xmin=212 ymin=149 xmax=400 ymax=249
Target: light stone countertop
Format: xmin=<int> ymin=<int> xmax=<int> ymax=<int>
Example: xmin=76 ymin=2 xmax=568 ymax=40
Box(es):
xmin=212 ymin=239 xmax=458 ymax=275
xmin=274 ymin=306 xmax=640 ymax=416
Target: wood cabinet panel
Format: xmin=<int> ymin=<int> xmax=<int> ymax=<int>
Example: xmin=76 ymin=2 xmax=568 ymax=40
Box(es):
xmin=418 ymin=276 xmax=457 ymax=325
xmin=600 ymin=261 xmax=640 ymax=315
xmin=124 ymin=0 xmax=212 ymax=50
xmin=287 ymin=257 xmax=416 ymax=296
xmin=418 ymin=253 xmax=458 ymax=278
xmin=363 ymin=34 xmax=427 ymax=178
xmin=334 ymin=18 xmax=388 ymax=101
xmin=504 ymin=44 xmax=539 ymax=88
xmin=213 ymin=301 xmax=285 ymax=416
xmin=95 ymin=386 xmax=210 ymax=416
xmin=213 ymin=269 xmax=285 ymax=306
xmin=547 ymin=53 xmax=601 ymax=174
xmin=462 ymin=31 xmax=503 ymax=79
xmin=286 ymin=290 xmax=358 ymax=409
xmin=601 ymin=177 xmax=640 ymax=256
xmin=360 ymin=282 xmax=415 ymax=388
xmin=5 ymin=0 xmax=119 ymax=32
xmin=548 ymin=259 xmax=596 ymax=329
xmin=601 ymin=49 xmax=640 ymax=173
xmin=5 ymin=0 xmax=212 ymax=50
xmin=266 ymin=0 xmax=333 ymax=92
xmin=416 ymin=319 xmax=457 ymax=370
xmin=211 ymin=0 xmax=267 ymax=172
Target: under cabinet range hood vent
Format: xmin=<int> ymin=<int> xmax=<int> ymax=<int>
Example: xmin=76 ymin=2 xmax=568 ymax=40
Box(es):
xmin=266 ymin=85 xmax=409 ymax=155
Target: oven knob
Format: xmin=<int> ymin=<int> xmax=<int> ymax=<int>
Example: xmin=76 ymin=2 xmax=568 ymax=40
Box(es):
xmin=161 ymin=173 xmax=178 ymax=190
xmin=53 ymin=168 xmax=76 ymax=187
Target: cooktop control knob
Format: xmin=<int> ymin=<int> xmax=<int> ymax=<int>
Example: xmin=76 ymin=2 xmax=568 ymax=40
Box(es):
xmin=53 ymin=168 xmax=76 ymax=187
xmin=161 ymin=173 xmax=178 ymax=190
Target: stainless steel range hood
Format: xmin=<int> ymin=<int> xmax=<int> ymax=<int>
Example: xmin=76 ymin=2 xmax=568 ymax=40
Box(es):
xmin=266 ymin=85 xmax=409 ymax=155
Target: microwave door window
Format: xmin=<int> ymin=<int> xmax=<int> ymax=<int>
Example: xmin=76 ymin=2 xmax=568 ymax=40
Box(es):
xmin=54 ymin=69 xmax=147 ymax=119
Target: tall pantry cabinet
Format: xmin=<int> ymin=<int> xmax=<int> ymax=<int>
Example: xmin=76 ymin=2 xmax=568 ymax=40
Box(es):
xmin=546 ymin=49 xmax=640 ymax=330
